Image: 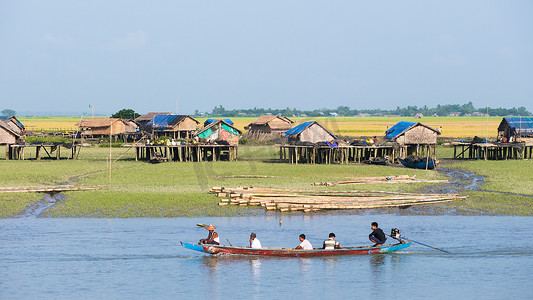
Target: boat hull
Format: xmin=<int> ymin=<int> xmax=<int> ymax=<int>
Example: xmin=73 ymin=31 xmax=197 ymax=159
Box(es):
xmin=181 ymin=241 xmax=411 ymax=257
xmin=398 ymin=158 xmax=438 ymax=169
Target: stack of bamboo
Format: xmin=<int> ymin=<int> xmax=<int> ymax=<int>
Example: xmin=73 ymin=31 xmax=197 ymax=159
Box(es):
xmin=210 ymin=186 xmax=466 ymax=213
xmin=313 ymin=175 xmax=448 ymax=186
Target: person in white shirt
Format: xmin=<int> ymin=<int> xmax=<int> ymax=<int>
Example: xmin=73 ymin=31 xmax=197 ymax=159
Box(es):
xmin=295 ymin=234 xmax=313 ymax=250
xmin=249 ymin=232 xmax=262 ymax=249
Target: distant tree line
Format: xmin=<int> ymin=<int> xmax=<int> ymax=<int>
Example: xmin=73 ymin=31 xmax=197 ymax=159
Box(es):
xmin=197 ymin=102 xmax=530 ymax=117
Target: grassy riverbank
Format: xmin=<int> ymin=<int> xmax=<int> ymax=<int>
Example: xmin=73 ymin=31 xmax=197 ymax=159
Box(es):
xmin=0 ymin=145 xmax=532 ymax=217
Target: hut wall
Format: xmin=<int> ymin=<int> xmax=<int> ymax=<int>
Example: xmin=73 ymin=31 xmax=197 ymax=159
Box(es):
xmin=395 ymin=125 xmax=437 ymax=145
xmin=298 ymin=123 xmax=335 ymax=143
xmin=0 ymin=127 xmax=17 ymax=144
xmin=171 ymin=117 xmax=198 ymax=131
xmin=248 ymin=124 xmax=271 ymax=134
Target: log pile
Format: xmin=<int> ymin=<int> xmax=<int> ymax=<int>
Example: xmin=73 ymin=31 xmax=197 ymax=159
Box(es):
xmin=210 ymin=186 xmax=466 ymax=213
xmin=313 ymin=175 xmax=448 ymax=186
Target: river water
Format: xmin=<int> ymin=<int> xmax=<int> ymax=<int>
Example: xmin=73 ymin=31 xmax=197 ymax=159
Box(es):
xmin=1 ymin=215 xmax=532 ymax=299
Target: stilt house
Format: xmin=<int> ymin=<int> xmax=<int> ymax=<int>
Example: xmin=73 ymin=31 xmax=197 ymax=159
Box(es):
xmin=497 ymin=117 xmax=533 ymax=142
xmin=245 ymin=115 xmax=293 ymax=140
xmin=134 ymin=112 xmax=175 ymax=131
xmin=285 ymin=121 xmax=336 ymax=144
xmin=146 ymin=115 xmax=200 ymax=139
xmin=194 ymin=119 xmax=241 ymax=145
xmin=0 ymin=116 xmax=25 ymax=144
xmin=76 ymin=118 xmax=136 ymax=138
xmin=385 ymin=121 xmax=440 ymax=158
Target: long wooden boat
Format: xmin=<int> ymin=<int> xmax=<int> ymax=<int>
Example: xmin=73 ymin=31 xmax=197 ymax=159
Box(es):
xmin=398 ymin=157 xmax=439 ymax=169
xmin=181 ymin=241 xmax=411 ymax=257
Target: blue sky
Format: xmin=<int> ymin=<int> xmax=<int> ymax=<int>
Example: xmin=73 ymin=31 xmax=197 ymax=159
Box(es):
xmin=1 ymin=1 xmax=532 ymax=115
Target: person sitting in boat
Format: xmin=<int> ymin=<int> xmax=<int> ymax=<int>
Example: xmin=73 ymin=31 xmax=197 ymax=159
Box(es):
xmin=249 ymin=232 xmax=262 ymax=249
xmin=295 ymin=234 xmax=313 ymax=250
xmin=199 ymin=225 xmax=220 ymax=245
xmin=369 ymin=222 xmax=386 ymax=246
xmin=323 ymin=232 xmax=341 ymax=250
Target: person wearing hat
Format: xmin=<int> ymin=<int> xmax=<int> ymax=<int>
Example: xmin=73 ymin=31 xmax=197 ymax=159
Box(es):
xmin=199 ymin=225 xmax=220 ymax=245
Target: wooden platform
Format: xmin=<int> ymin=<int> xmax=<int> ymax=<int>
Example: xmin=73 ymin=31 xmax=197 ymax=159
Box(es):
xmin=5 ymin=144 xmax=79 ymax=160
xmin=279 ymin=144 xmax=395 ymax=164
xmin=211 ymin=186 xmax=466 ymax=212
xmin=134 ymin=144 xmax=238 ymax=162
xmin=450 ymin=142 xmax=533 ymax=160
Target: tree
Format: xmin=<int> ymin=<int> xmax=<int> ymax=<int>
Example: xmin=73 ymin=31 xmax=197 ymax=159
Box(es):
xmin=111 ymin=108 xmax=138 ymax=119
xmin=1 ymin=109 xmax=16 ymax=116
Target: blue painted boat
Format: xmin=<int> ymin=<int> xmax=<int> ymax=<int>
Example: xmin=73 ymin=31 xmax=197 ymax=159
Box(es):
xmin=398 ymin=157 xmax=439 ymax=169
xmin=181 ymin=241 xmax=411 ymax=257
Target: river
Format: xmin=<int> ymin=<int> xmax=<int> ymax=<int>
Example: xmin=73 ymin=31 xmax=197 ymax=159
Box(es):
xmin=1 ymin=215 xmax=532 ymax=299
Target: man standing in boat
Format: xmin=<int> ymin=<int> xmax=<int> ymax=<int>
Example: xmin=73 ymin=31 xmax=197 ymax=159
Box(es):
xmin=323 ymin=233 xmax=341 ymax=249
xmin=296 ymin=234 xmax=313 ymax=250
xmin=369 ymin=222 xmax=386 ymax=246
xmin=249 ymin=232 xmax=262 ymax=249
xmin=199 ymin=225 xmax=220 ymax=245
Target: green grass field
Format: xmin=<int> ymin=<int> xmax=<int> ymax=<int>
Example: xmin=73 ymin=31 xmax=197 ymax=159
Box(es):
xmin=0 ymin=145 xmax=532 ymax=217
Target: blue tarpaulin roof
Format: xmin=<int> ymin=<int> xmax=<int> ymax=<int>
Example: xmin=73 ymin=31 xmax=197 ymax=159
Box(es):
xmin=204 ymin=119 xmax=233 ymax=126
xmin=0 ymin=116 xmax=24 ymax=129
xmin=499 ymin=117 xmax=533 ymax=135
xmin=385 ymin=121 xmax=416 ymax=139
xmin=284 ymin=121 xmax=314 ymax=137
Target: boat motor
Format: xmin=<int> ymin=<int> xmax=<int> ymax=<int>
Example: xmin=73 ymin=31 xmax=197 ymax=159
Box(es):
xmin=391 ymin=228 xmax=401 ymax=240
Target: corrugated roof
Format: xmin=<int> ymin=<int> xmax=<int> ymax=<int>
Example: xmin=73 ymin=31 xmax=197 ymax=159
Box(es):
xmin=385 ymin=121 xmax=416 ymax=139
xmin=284 ymin=121 xmax=336 ymax=138
xmin=498 ymin=117 xmax=533 ymax=132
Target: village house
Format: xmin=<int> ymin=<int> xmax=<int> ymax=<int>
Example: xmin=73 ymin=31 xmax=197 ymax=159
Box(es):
xmin=285 ymin=121 xmax=336 ymax=144
xmin=194 ymin=119 xmax=241 ymax=145
xmin=76 ymin=118 xmax=138 ymax=139
xmin=244 ymin=115 xmax=293 ymax=140
xmin=497 ymin=117 xmax=533 ymax=143
xmin=0 ymin=116 xmax=25 ymax=144
xmin=385 ymin=121 xmax=441 ymax=159
xmin=145 ymin=115 xmax=200 ymax=139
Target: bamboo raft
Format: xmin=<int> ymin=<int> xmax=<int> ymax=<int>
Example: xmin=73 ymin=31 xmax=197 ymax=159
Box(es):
xmin=210 ymin=186 xmax=466 ymax=212
xmin=0 ymin=185 xmax=108 ymax=193
xmin=312 ymin=175 xmax=448 ymax=186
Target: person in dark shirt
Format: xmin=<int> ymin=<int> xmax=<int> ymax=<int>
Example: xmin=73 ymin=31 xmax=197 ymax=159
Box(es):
xmin=369 ymin=222 xmax=386 ymax=246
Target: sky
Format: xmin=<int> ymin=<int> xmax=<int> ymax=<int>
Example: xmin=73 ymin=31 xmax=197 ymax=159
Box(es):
xmin=1 ymin=1 xmax=532 ymax=116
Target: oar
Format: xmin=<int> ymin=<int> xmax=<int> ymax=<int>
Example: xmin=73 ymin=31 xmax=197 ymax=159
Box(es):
xmin=196 ymin=223 xmax=208 ymax=228
xmin=226 ymin=239 xmax=233 ymax=246
xmin=401 ymin=236 xmax=451 ymax=254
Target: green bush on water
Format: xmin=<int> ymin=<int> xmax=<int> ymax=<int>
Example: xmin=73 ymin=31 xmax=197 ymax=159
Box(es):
xmin=0 ymin=145 xmax=532 ymax=217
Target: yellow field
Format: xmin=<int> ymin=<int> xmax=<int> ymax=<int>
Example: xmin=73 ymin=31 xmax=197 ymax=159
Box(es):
xmin=19 ymin=116 xmax=502 ymax=138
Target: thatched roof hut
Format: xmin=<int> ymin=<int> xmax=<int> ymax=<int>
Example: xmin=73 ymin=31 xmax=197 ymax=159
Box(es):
xmin=146 ymin=115 xmax=199 ymax=139
xmin=245 ymin=115 xmax=293 ymax=139
xmin=0 ymin=116 xmax=24 ymax=144
xmin=385 ymin=121 xmax=441 ymax=159
xmin=76 ymin=118 xmax=133 ymax=136
xmin=285 ymin=121 xmax=336 ymax=144
xmin=194 ymin=119 xmax=241 ymax=145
